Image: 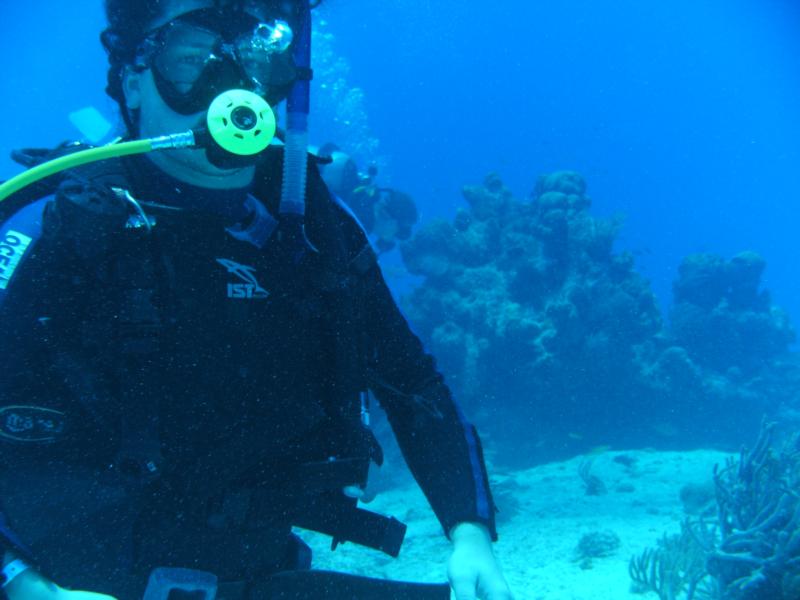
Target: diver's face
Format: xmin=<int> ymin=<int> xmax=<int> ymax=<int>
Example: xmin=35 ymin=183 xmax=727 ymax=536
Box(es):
xmin=122 ymin=0 xmax=262 ymax=186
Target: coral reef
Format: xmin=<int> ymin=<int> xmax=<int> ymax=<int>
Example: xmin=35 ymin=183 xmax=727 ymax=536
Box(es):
xmin=628 ymin=519 xmax=716 ymax=600
xmin=671 ymin=252 xmax=795 ymax=374
xmin=679 ymin=481 xmax=717 ymax=517
xmin=400 ymin=171 xmax=800 ymax=461
xmin=708 ymin=422 xmax=800 ymax=599
xmin=631 ymin=422 xmax=800 ymax=599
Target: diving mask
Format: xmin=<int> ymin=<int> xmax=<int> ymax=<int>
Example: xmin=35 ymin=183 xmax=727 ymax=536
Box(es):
xmin=135 ymin=7 xmax=296 ymax=115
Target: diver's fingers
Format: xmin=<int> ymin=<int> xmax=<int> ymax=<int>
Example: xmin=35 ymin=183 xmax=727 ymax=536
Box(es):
xmin=57 ymin=590 xmax=119 ymax=600
xmin=450 ymin=575 xmax=478 ymax=600
xmin=478 ymin=571 xmax=515 ymax=600
xmin=483 ymin=585 xmax=514 ymax=600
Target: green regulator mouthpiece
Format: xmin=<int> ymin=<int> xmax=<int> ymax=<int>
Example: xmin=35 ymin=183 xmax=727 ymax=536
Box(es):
xmin=0 ymin=89 xmax=276 ymax=205
xmin=204 ymin=89 xmax=276 ymax=156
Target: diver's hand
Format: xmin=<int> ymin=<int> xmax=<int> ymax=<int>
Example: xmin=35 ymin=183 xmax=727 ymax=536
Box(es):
xmin=56 ymin=588 xmax=118 ymax=600
xmin=3 ymin=562 xmax=117 ymax=600
xmin=447 ymin=522 xmax=514 ymax=600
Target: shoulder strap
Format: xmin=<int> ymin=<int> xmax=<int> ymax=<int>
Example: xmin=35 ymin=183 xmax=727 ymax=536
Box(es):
xmin=0 ymin=142 xmax=93 ymax=224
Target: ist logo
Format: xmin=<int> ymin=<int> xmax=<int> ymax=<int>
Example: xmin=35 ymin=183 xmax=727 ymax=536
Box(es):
xmin=215 ymin=258 xmax=269 ymax=300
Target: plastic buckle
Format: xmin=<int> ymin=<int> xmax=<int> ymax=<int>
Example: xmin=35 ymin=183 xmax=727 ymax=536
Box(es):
xmin=142 ymin=567 xmax=218 ymax=600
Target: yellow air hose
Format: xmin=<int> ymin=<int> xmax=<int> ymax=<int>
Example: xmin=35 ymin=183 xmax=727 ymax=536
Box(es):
xmin=0 ymin=135 xmax=198 ymax=204
xmin=0 ymin=89 xmax=275 ymax=205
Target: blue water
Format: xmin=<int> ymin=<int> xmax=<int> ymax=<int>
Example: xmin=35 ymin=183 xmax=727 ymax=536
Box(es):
xmin=2 ymin=1 xmax=800 ymax=324
xmin=2 ymin=3 xmax=800 ymax=597
xmin=323 ymin=0 xmax=800 ymax=323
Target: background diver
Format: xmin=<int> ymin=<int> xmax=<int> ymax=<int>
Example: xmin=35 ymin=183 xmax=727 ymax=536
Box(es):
xmin=314 ymin=143 xmax=419 ymax=254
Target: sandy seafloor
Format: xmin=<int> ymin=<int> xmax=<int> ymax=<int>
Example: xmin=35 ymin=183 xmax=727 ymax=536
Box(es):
xmin=296 ymin=448 xmax=731 ymax=600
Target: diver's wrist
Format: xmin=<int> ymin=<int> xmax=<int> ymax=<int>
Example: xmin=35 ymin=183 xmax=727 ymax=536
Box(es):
xmin=450 ymin=522 xmax=491 ymax=545
xmin=3 ymin=567 xmax=61 ymax=600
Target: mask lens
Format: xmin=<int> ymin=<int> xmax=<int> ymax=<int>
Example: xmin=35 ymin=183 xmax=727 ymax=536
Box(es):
xmin=140 ymin=10 xmax=297 ymax=115
xmin=235 ymin=20 xmax=296 ymax=90
xmin=155 ymin=22 xmax=220 ymax=93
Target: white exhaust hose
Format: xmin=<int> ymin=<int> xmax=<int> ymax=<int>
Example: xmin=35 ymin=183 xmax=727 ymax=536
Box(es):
xmin=279 ymin=0 xmax=312 ymax=218
xmin=280 ymin=113 xmax=309 ymax=216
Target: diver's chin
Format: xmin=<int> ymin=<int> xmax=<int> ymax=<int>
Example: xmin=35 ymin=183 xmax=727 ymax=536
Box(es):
xmin=172 ymin=147 xmax=249 ymax=175
xmin=147 ymin=147 xmax=254 ymax=188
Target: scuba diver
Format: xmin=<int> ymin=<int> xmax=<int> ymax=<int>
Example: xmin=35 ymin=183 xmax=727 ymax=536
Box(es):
xmin=314 ymin=144 xmax=419 ymax=254
xmin=0 ymin=1 xmax=513 ymax=600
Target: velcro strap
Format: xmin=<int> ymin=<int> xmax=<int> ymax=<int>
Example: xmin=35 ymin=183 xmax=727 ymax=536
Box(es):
xmin=293 ymin=497 xmax=407 ymax=557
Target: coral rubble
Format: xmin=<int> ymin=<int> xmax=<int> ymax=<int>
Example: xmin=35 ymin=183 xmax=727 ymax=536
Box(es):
xmin=575 ymin=530 xmax=621 ymax=570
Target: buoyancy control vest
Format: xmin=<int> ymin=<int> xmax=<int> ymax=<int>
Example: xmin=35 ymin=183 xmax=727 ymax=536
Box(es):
xmin=0 ymin=144 xmax=404 ymax=591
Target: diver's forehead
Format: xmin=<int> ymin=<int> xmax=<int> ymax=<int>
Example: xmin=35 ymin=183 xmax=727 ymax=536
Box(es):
xmin=150 ymin=0 xmax=271 ymax=31
xmin=152 ymin=0 xmax=213 ymax=30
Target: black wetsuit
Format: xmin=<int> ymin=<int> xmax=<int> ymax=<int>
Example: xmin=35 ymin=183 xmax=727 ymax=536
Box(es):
xmin=0 ymin=149 xmax=495 ymax=599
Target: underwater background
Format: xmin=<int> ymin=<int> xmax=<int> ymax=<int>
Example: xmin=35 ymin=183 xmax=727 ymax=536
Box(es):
xmin=2 ymin=1 xmax=800 ymax=598
xmin=2 ymin=1 xmax=800 ymax=321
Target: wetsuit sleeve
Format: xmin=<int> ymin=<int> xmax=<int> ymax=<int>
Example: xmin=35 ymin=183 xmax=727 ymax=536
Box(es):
xmin=285 ymin=162 xmax=497 ymax=540
xmin=360 ymin=262 xmax=497 ymax=540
